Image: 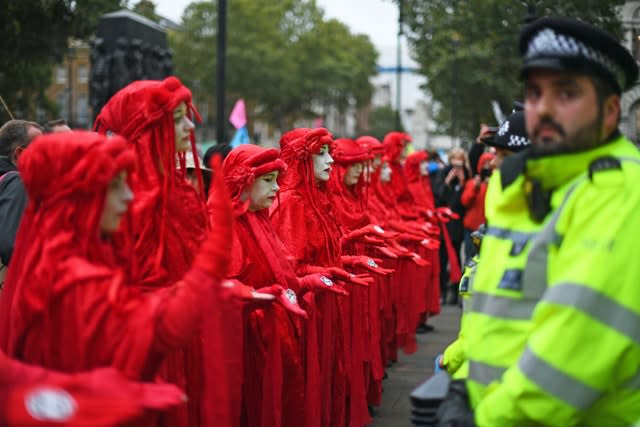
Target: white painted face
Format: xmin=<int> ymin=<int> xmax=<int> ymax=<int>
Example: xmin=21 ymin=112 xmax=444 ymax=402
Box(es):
xmin=249 ymin=171 xmax=280 ymax=211
xmin=419 ymin=160 xmax=429 ymax=176
xmin=312 ymin=144 xmax=334 ymax=183
xmin=380 ymin=162 xmax=392 ymax=183
xmin=100 ymin=171 xmax=133 ymax=234
xmin=344 ymin=162 xmax=364 ymax=186
xmin=174 ymin=102 xmax=195 ymax=153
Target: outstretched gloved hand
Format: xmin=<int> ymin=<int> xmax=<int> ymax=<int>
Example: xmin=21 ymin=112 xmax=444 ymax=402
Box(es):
xmin=342 ymin=256 xmax=394 ymax=275
xmin=299 ymin=273 xmax=349 ymax=296
xmin=256 ymin=285 xmax=309 ymax=318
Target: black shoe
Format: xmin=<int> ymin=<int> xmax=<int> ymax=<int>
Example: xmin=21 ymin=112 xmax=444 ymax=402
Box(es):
xmin=383 ymin=370 xmax=388 ymax=380
xmin=416 ymin=324 xmax=428 ymax=334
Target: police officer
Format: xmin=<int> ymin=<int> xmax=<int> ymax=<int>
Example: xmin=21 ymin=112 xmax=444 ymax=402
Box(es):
xmin=439 ymin=16 xmax=640 ymax=427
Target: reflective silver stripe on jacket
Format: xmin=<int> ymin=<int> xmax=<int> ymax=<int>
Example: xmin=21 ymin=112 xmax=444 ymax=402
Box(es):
xmin=521 ymin=179 xmax=583 ymax=299
xmin=471 ymin=292 xmax=535 ymax=320
xmin=519 ymin=346 xmax=602 ymax=410
xmin=468 ymin=360 xmax=506 ymax=386
xmin=485 ymin=227 xmax=537 ymax=256
xmin=543 ymin=283 xmax=640 ymax=346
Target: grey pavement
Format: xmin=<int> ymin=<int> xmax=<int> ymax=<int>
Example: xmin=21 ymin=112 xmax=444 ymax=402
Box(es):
xmin=370 ymin=305 xmax=461 ymax=426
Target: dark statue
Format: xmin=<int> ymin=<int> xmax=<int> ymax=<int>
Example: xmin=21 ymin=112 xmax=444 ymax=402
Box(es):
xmin=89 ymin=10 xmax=174 ymax=121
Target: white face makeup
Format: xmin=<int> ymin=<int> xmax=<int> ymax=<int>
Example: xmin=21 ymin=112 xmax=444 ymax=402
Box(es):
xmin=344 ymin=162 xmax=364 ymax=186
xmin=380 ymin=162 xmax=392 ymax=183
xmin=312 ymin=144 xmax=334 ymax=183
xmin=249 ymin=171 xmax=280 ymax=211
xmin=419 ymin=160 xmax=429 ymax=176
xmin=174 ymin=102 xmax=195 ymax=153
xmin=100 ymin=171 xmax=133 ymax=234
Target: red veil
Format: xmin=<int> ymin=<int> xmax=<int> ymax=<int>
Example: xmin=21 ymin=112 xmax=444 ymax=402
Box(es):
xmin=94 ymin=77 xmax=225 ymax=427
xmin=221 ymin=145 xmax=305 ymax=427
xmin=405 ymin=151 xmax=435 ymax=210
xmin=269 ymin=128 xmax=346 ymax=427
xmin=94 ymin=76 xmax=208 ymax=289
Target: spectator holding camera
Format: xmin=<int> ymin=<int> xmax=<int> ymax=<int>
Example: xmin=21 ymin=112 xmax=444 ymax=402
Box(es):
xmin=461 ymin=152 xmax=495 ymax=259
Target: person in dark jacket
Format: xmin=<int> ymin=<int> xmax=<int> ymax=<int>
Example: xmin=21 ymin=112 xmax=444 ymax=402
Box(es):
xmin=0 ymin=120 xmax=43 ymax=270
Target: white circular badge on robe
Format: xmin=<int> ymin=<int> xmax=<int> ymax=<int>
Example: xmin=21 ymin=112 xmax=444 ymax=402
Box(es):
xmin=373 ymin=225 xmax=385 ymax=234
xmin=320 ymin=276 xmax=334 ymax=287
xmin=367 ymin=259 xmax=379 ymax=268
xmin=285 ymin=288 xmax=298 ymax=305
xmin=26 ymin=388 xmax=77 ymax=422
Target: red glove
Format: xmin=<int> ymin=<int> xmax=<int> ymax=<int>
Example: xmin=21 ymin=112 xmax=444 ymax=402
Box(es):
xmin=6 ymin=367 xmax=186 ymax=427
xmin=256 ymin=285 xmax=309 ymax=318
xmin=397 ymin=233 xmax=426 ymax=243
xmin=376 ymin=245 xmax=399 ymax=259
xmin=342 ymin=256 xmax=394 ymax=275
xmin=221 ymin=279 xmax=276 ymax=305
xmin=410 ymin=253 xmax=430 ymax=267
xmin=345 ymin=224 xmax=388 ymax=240
xmin=420 ymin=238 xmax=440 ymax=250
xmin=343 ymin=273 xmax=373 ymax=287
xmin=436 ymin=207 xmax=460 ymax=221
xmin=299 ymin=274 xmax=349 ymax=296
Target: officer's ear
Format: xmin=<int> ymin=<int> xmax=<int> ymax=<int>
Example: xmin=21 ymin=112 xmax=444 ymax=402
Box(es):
xmin=12 ymin=145 xmax=25 ymax=164
xmin=601 ymin=93 xmax=620 ymax=140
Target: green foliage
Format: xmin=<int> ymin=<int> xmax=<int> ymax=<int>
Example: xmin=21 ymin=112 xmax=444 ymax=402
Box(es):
xmin=396 ymin=0 xmax=625 ymax=138
xmin=170 ymin=0 xmax=378 ymax=131
xmin=368 ymin=105 xmax=403 ymax=141
xmin=132 ymin=0 xmax=160 ymax=22
xmin=0 ymin=0 xmax=126 ymax=121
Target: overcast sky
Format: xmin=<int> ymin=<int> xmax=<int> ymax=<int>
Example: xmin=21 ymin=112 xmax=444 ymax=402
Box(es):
xmin=152 ymin=0 xmax=413 ymax=66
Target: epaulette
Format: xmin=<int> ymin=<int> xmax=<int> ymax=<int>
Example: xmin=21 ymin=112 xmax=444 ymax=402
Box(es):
xmin=588 ymin=156 xmax=622 ymax=181
xmin=500 ymin=149 xmax=528 ymax=188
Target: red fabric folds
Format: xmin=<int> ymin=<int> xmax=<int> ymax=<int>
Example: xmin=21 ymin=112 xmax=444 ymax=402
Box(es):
xmin=270 ymin=128 xmax=347 ymax=427
xmin=94 ymin=77 xmax=228 ymax=427
xmin=221 ymin=144 xmax=304 ymax=427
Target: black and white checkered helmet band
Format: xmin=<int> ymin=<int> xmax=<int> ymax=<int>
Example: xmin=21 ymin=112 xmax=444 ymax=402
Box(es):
xmin=526 ymin=28 xmax=627 ymax=90
xmin=509 ymin=134 xmax=530 ymax=148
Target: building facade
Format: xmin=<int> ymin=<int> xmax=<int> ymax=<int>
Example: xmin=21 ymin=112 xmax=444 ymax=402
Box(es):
xmin=620 ymin=1 xmax=640 ymax=143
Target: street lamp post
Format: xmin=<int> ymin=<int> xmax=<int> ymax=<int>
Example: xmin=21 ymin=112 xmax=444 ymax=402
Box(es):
xmin=450 ymin=32 xmax=460 ymax=145
xmin=216 ymin=0 xmax=227 ymax=144
xmin=395 ymin=0 xmax=404 ymax=131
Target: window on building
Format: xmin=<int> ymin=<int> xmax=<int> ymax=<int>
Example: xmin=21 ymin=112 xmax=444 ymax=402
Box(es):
xmin=57 ymin=92 xmax=69 ymax=120
xmin=77 ymin=65 xmax=89 ymax=83
xmin=76 ymin=94 xmax=89 ymax=126
xmin=56 ymin=66 xmax=67 ymax=84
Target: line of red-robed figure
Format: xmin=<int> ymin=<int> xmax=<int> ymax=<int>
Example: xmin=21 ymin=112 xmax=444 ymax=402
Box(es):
xmin=0 ymin=77 xmax=460 ymax=427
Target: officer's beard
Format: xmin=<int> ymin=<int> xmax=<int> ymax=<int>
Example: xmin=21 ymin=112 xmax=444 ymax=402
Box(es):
xmin=529 ymin=107 xmax=604 ymax=157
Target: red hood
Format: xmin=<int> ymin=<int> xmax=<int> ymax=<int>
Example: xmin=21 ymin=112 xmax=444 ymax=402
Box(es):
xmin=383 ymin=131 xmax=412 ymax=162
xmin=404 ymin=151 xmax=429 ymax=183
xmin=222 ymin=144 xmax=286 ymax=216
xmin=1 ymin=132 xmax=135 ymax=349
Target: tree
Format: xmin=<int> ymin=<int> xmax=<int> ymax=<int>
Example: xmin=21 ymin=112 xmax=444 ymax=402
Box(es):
xmin=0 ymin=0 xmax=126 ymax=121
xmin=368 ymin=106 xmax=404 ymax=141
xmin=170 ymin=0 xmax=378 ymax=132
xmin=132 ymin=0 xmax=160 ymax=22
xmin=396 ymin=0 xmax=625 ymax=139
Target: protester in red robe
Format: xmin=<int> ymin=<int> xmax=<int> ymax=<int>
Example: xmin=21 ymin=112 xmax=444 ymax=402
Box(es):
xmin=94 ymin=77 xmax=230 ymax=427
xmin=404 ymin=151 xmax=435 ymax=211
xmin=222 ymin=144 xmax=346 ymax=427
xmin=1 ymin=351 xmax=185 ymax=427
xmin=0 ymin=132 xmax=232 ymax=427
xmin=329 ymin=138 xmax=399 ymax=422
xmin=270 ymin=128 xmax=359 ymax=427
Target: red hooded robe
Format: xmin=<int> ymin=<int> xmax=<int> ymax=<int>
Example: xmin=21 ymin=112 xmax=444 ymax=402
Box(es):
xmin=94 ymin=77 xmax=229 ymax=427
xmin=270 ymin=128 xmax=347 ymax=427
xmin=221 ymin=145 xmax=305 ymax=427
xmin=0 ymin=132 xmax=232 ymax=427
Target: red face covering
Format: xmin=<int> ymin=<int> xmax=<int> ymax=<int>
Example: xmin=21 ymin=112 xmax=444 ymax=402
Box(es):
xmin=94 ymin=76 xmax=208 ymax=288
xmin=328 ymin=138 xmax=370 ymax=230
xmin=270 ymin=128 xmax=342 ymax=270
xmin=405 ymin=151 xmax=435 ymax=210
xmin=221 ymin=144 xmax=299 ymax=291
xmin=0 ymin=132 xmax=161 ymax=375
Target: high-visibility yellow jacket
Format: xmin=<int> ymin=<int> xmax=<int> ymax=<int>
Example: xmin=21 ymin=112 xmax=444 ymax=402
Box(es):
xmin=464 ymin=134 xmax=640 ymax=426
xmin=441 ymin=254 xmax=478 ymax=379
